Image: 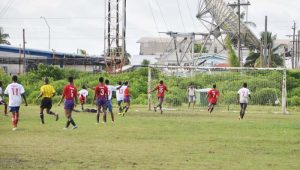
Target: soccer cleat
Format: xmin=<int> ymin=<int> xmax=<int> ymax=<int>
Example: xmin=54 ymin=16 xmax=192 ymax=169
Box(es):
xmin=12 ymin=127 xmax=17 ymax=131
xmin=41 ymin=119 xmax=45 ymax=124
xmin=72 ymin=126 xmax=78 ymax=130
xmin=56 ymin=114 xmax=59 ymax=121
xmin=154 ymin=107 xmax=157 ymax=112
xmin=160 ymin=110 xmax=163 ymax=114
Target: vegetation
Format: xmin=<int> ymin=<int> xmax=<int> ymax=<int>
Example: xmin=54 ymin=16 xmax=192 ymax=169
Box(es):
xmin=244 ymin=32 xmax=285 ymax=67
xmin=225 ymin=36 xmax=239 ymax=67
xmin=0 ymin=27 xmax=10 ymax=45
xmin=0 ymin=65 xmax=299 ymax=107
xmin=194 ymin=43 xmax=208 ymax=53
xmin=0 ymin=106 xmax=299 ymax=169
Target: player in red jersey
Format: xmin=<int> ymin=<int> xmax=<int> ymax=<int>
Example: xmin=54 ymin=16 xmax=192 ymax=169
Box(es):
xmin=206 ymin=84 xmax=220 ymax=114
xmin=93 ymin=77 xmax=108 ymax=124
xmin=121 ymin=81 xmax=130 ymax=116
xmin=148 ymin=80 xmax=168 ymax=114
xmin=58 ymin=77 xmax=78 ymax=130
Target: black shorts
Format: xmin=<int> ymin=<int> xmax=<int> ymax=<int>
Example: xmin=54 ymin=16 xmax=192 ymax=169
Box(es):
xmin=40 ymin=98 xmax=52 ymax=110
xmin=240 ymin=103 xmax=248 ymax=109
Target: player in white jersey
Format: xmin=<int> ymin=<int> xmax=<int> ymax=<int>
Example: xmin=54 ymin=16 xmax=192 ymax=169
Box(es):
xmin=187 ymin=84 xmax=196 ymax=110
xmin=4 ymin=75 xmax=28 ymax=131
xmin=105 ymin=79 xmax=115 ymax=122
xmin=0 ymin=81 xmax=8 ymax=115
xmin=116 ymin=81 xmax=126 ymax=114
xmin=237 ymin=82 xmax=251 ymax=120
xmin=78 ymin=85 xmax=89 ymax=110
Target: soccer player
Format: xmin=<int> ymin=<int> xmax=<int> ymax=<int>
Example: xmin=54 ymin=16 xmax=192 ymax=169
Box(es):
xmin=187 ymin=83 xmax=196 ymax=110
xmin=206 ymin=83 xmax=220 ymax=114
xmin=93 ymin=77 xmax=108 ymax=124
xmin=58 ymin=77 xmax=78 ymax=130
xmin=37 ymin=77 xmax=59 ymax=124
xmin=116 ymin=81 xmax=125 ymax=114
xmin=4 ymin=75 xmax=28 ymax=131
xmin=121 ymin=81 xmax=130 ymax=116
xmin=237 ymin=83 xmax=251 ymax=120
xmin=105 ymin=79 xmax=115 ymax=122
xmin=148 ymin=80 xmax=168 ymax=114
xmin=0 ymin=81 xmax=8 ymax=116
xmin=78 ymin=85 xmax=89 ymax=110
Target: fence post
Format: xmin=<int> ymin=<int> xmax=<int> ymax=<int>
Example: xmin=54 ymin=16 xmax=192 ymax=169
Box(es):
xmin=282 ymin=69 xmax=287 ymax=114
xmin=148 ymin=66 xmax=152 ymax=111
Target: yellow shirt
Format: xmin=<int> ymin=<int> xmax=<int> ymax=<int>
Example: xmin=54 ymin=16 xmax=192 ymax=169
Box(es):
xmin=40 ymin=84 xmax=56 ymax=98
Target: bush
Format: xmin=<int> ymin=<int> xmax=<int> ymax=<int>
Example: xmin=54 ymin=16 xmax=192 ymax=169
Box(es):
xmin=253 ymin=88 xmax=279 ymax=105
xmin=288 ymin=96 xmax=300 ymax=106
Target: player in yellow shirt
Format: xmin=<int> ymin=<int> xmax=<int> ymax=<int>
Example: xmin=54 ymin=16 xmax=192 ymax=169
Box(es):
xmin=37 ymin=77 xmax=59 ymax=124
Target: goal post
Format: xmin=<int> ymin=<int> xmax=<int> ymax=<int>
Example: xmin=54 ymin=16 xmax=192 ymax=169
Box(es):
xmin=147 ymin=65 xmax=287 ymax=114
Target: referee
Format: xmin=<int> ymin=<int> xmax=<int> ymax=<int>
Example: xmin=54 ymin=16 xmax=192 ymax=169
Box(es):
xmin=37 ymin=77 xmax=59 ymax=124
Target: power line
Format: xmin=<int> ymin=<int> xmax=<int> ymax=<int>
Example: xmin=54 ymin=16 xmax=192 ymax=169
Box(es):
xmin=176 ymin=0 xmax=186 ymax=32
xmin=185 ymin=0 xmax=196 ymax=30
xmin=154 ymin=0 xmax=169 ymax=31
xmin=0 ymin=0 xmax=16 ymax=18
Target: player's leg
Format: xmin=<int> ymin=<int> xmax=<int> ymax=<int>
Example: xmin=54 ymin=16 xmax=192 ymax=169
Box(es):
xmin=102 ymin=102 xmax=107 ymax=123
xmin=209 ymin=103 xmax=215 ymax=113
xmin=64 ymin=109 xmax=71 ymax=128
xmin=208 ymin=103 xmax=212 ymax=112
xmin=241 ymin=103 xmax=247 ymax=119
xmin=188 ymin=96 xmax=191 ymax=109
xmin=192 ymin=96 xmax=196 ymax=110
xmin=1 ymin=101 xmax=8 ymax=115
xmin=69 ymin=110 xmax=77 ymax=129
xmin=40 ymin=99 xmax=45 ymax=124
xmin=158 ymin=97 xmax=163 ymax=114
xmin=108 ymin=100 xmax=114 ymax=122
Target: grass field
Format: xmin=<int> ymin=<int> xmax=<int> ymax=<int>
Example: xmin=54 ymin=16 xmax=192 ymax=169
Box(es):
xmin=0 ymin=105 xmax=300 ymax=170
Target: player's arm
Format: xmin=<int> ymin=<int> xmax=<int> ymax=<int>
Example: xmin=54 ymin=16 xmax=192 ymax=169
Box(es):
xmin=37 ymin=87 xmax=43 ymax=99
xmin=249 ymin=94 xmax=251 ymax=100
xmin=58 ymin=94 xmax=65 ymax=106
xmin=148 ymin=86 xmax=157 ymax=93
xmin=92 ymin=88 xmax=97 ymax=105
xmin=74 ymin=92 xmax=79 ymax=105
xmin=236 ymin=93 xmax=240 ymax=104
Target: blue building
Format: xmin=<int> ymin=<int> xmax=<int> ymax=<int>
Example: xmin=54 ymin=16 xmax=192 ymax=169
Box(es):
xmin=0 ymin=45 xmax=104 ymax=74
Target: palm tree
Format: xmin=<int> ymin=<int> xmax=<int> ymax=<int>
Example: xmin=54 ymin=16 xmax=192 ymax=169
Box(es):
xmin=244 ymin=32 xmax=285 ymax=67
xmin=0 ymin=27 xmax=11 ymax=45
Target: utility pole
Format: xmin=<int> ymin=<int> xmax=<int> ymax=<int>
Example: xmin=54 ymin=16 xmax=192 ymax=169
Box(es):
xmin=292 ymin=22 xmax=296 ymax=69
xmin=228 ymin=0 xmax=251 ymax=67
xmin=296 ymin=30 xmax=300 ymax=68
xmin=264 ymin=16 xmax=268 ymax=68
xmin=237 ymin=0 xmax=241 ymax=67
xmin=22 ymin=29 xmax=26 ymax=73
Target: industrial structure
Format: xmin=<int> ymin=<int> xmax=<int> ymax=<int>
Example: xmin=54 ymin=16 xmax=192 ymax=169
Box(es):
xmin=104 ymin=0 xmax=127 ymax=73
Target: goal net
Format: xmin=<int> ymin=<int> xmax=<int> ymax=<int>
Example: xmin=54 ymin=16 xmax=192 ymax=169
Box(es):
xmin=147 ymin=66 xmax=287 ymax=114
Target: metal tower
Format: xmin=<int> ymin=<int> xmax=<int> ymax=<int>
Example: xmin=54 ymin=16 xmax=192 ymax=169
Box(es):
xmin=196 ymin=0 xmax=261 ymax=59
xmin=104 ymin=0 xmax=126 ymax=73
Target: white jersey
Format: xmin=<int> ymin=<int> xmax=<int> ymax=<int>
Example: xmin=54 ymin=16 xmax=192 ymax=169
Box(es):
xmin=188 ymin=87 xmax=195 ymax=96
xmin=116 ymin=85 xmax=127 ymax=101
xmin=78 ymin=89 xmax=89 ymax=98
xmin=107 ymin=85 xmax=116 ymax=100
xmin=0 ymin=87 xmax=3 ymax=101
xmin=4 ymin=83 xmax=25 ymax=107
xmin=238 ymin=87 xmax=250 ymax=103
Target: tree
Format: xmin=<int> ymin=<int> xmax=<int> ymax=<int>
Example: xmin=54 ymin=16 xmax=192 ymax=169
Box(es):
xmin=244 ymin=32 xmax=285 ymax=67
xmin=0 ymin=27 xmax=10 ymax=45
xmin=194 ymin=43 xmax=208 ymax=53
xmin=141 ymin=59 xmax=150 ymax=66
xmin=225 ymin=36 xmax=239 ymax=67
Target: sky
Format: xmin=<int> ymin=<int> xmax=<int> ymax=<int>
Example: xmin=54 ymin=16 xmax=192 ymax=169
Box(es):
xmin=0 ymin=0 xmax=299 ymax=56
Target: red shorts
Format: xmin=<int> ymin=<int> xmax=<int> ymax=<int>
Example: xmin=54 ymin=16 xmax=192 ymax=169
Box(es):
xmin=79 ymin=95 xmax=86 ymax=104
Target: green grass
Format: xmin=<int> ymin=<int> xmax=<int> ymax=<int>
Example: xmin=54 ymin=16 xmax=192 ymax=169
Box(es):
xmin=0 ymin=105 xmax=300 ymax=170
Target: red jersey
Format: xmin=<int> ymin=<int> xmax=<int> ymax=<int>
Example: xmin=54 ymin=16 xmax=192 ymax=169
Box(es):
xmin=63 ymin=84 xmax=78 ymax=100
xmin=207 ymin=89 xmax=220 ymax=103
xmin=124 ymin=86 xmax=130 ymax=97
xmin=155 ymin=84 xmax=168 ymax=97
xmin=95 ymin=83 xmax=108 ymax=99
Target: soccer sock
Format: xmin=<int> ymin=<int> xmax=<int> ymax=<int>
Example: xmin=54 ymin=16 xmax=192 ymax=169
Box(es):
xmin=103 ymin=112 xmax=107 ymax=122
xmin=210 ymin=107 xmax=214 ymax=113
xmin=15 ymin=114 xmax=19 ymax=125
xmin=125 ymin=106 xmax=129 ymax=113
xmin=96 ymin=113 xmax=100 ymax=123
xmin=40 ymin=113 xmax=44 ymax=123
xmin=111 ymin=113 xmax=114 ymax=122
xmin=66 ymin=120 xmax=71 ymax=128
xmin=69 ymin=118 xmax=76 ymax=127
